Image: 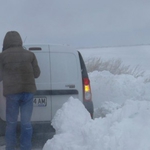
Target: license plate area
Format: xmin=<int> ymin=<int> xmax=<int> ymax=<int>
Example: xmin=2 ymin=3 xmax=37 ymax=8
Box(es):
xmin=33 ymin=97 xmax=47 ymax=107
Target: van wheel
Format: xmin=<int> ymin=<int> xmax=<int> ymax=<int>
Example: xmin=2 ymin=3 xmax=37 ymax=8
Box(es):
xmin=0 ymin=118 xmax=6 ymax=136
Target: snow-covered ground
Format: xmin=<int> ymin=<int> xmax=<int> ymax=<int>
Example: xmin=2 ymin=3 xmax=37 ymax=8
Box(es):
xmin=43 ymin=45 xmax=150 ymax=150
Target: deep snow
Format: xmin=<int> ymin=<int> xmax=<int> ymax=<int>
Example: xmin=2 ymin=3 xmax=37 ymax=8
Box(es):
xmin=43 ymin=97 xmax=150 ymax=150
xmin=43 ymin=46 xmax=150 ymax=150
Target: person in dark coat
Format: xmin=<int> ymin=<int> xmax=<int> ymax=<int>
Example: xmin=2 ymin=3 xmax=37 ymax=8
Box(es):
xmin=0 ymin=31 xmax=40 ymax=150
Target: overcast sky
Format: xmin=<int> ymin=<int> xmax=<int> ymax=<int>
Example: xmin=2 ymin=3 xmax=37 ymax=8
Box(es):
xmin=1 ymin=0 xmax=150 ymax=48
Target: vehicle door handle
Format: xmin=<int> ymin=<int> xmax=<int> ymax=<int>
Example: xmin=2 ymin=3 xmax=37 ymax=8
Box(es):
xmin=65 ymin=84 xmax=75 ymax=88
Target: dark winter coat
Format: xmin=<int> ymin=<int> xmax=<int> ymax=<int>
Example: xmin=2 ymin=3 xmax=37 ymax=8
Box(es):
xmin=0 ymin=31 xmax=40 ymax=96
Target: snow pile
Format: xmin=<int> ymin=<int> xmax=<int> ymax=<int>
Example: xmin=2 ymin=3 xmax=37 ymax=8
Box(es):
xmin=43 ymin=97 xmax=91 ymax=150
xmin=89 ymin=71 xmax=148 ymax=106
xmin=43 ymin=97 xmax=150 ymax=150
xmin=43 ymin=69 xmax=150 ymax=150
xmin=51 ymin=96 xmax=91 ymax=134
xmin=89 ymin=71 xmax=150 ymax=118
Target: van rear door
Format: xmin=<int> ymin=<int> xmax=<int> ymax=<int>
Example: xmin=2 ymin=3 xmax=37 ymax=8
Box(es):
xmin=25 ymin=45 xmax=52 ymax=121
xmin=49 ymin=45 xmax=83 ymax=117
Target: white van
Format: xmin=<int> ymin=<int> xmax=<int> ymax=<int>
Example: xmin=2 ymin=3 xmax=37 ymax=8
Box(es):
xmin=0 ymin=44 xmax=93 ymax=136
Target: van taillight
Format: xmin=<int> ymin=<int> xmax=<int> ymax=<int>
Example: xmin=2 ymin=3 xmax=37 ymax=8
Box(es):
xmin=83 ymin=78 xmax=92 ymax=101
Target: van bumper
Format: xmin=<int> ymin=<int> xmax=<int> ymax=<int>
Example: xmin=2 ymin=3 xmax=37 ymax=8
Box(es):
xmin=0 ymin=118 xmax=55 ymax=136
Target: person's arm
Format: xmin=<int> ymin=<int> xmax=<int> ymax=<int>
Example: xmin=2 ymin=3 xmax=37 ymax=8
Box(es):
xmin=0 ymin=54 xmax=3 ymax=81
xmin=32 ymin=53 xmax=41 ymax=78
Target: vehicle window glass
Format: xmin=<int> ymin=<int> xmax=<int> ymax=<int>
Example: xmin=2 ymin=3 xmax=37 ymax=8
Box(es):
xmin=34 ymin=53 xmax=50 ymax=85
xmin=50 ymin=53 xmax=78 ymax=82
xmin=78 ymin=51 xmax=88 ymax=78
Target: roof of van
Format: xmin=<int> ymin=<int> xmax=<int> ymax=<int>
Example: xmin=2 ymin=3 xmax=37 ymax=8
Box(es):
xmin=23 ymin=44 xmax=77 ymax=53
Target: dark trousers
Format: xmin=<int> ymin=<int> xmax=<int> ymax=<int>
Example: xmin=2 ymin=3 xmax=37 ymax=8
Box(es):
xmin=5 ymin=92 xmax=33 ymax=150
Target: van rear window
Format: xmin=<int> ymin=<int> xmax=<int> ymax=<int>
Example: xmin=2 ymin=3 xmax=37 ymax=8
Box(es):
xmin=50 ymin=53 xmax=78 ymax=83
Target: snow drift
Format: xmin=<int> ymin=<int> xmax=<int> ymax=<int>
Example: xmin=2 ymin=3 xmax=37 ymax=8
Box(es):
xmin=43 ymin=97 xmax=150 ymax=150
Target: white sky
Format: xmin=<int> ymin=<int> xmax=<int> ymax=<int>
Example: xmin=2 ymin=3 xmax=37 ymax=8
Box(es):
xmin=1 ymin=0 xmax=150 ymax=48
